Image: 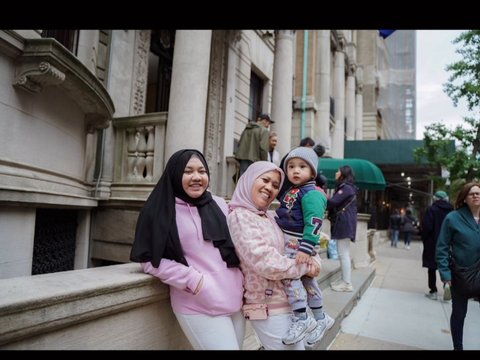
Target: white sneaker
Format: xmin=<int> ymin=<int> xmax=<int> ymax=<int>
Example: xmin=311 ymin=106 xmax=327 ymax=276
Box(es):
xmin=282 ymin=314 xmax=317 ymax=345
xmin=305 ymin=314 xmax=335 ymax=346
xmin=331 ymin=280 xmax=354 ymax=292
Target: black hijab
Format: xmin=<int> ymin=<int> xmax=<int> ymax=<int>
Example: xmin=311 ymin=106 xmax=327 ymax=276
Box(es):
xmin=130 ymin=149 xmax=240 ymax=268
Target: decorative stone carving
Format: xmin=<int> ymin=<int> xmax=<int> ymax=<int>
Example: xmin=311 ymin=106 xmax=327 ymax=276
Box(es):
xmin=348 ymin=63 xmax=357 ymax=76
xmin=13 ymin=38 xmax=114 ymax=132
xmin=226 ymin=30 xmax=242 ymax=46
xmin=130 ymin=30 xmax=150 ymax=115
xmin=204 ymin=31 xmax=226 ymax=191
xmin=14 ymin=61 xmax=65 ymax=94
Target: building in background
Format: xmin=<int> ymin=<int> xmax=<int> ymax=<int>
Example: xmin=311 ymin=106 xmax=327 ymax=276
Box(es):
xmin=0 ymin=30 xmax=423 ymax=280
xmin=376 ymin=30 xmax=416 ymax=139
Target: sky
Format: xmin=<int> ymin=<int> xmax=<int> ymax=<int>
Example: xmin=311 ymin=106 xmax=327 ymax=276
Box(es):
xmin=416 ymin=30 xmax=471 ymax=139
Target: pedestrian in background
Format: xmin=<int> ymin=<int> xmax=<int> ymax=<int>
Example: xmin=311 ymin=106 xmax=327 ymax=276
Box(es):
xmin=235 ymin=113 xmax=273 ymax=178
xmin=268 ymin=131 xmax=280 ymax=166
xmin=422 ymin=190 xmax=453 ymax=301
xmin=389 ymin=209 xmax=402 ymax=248
xmin=327 ymin=165 xmax=358 ymax=292
xmin=401 ymin=209 xmax=418 ymax=250
xmin=436 ymin=182 xmax=480 ymax=350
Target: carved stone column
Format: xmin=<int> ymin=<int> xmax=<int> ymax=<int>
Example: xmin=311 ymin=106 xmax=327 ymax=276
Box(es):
xmin=204 ymin=31 xmax=228 ymax=194
xmin=219 ymin=31 xmax=241 ymax=197
xmin=331 ymin=37 xmax=345 ymax=158
xmin=130 ymin=30 xmax=151 ymax=115
xmin=165 ymin=30 xmax=212 ymax=161
xmin=271 ymin=30 xmax=295 ymax=156
xmin=315 ymin=30 xmax=331 ymax=154
xmin=355 ymin=66 xmax=364 ymax=140
xmin=345 ymin=64 xmax=356 ymax=140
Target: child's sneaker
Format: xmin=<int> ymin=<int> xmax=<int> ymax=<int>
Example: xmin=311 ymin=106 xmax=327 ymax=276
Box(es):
xmin=425 ymin=291 xmax=438 ymax=300
xmin=282 ymin=314 xmax=317 ymax=345
xmin=443 ymin=283 xmax=451 ymax=301
xmin=305 ymin=314 xmax=335 ymax=346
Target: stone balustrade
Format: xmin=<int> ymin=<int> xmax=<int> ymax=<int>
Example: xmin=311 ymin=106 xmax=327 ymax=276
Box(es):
xmin=111 ymin=112 xmax=167 ymax=200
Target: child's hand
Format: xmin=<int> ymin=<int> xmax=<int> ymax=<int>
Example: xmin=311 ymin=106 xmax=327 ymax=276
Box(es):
xmin=295 ymin=251 xmax=311 ymax=264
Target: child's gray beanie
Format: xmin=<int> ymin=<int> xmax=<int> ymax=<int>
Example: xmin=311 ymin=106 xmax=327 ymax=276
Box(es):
xmin=284 ymin=147 xmax=318 ymax=178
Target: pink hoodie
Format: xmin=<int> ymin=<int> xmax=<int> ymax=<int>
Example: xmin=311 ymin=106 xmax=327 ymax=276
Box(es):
xmin=142 ymin=195 xmax=244 ymax=316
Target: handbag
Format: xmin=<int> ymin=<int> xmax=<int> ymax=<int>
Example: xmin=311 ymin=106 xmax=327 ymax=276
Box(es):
xmin=242 ymin=281 xmax=273 ymax=320
xmin=242 ymin=303 xmax=268 ymax=320
xmin=450 ymin=257 xmax=480 ymax=298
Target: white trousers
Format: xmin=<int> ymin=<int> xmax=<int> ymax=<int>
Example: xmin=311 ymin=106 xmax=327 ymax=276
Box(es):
xmin=336 ymin=237 xmax=352 ymax=284
xmin=174 ymin=310 xmax=245 ymax=350
xmin=250 ymin=313 xmax=305 ymax=350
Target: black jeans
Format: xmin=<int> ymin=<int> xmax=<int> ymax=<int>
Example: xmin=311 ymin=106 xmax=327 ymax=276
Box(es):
xmin=238 ymin=160 xmax=253 ymax=178
xmin=450 ymin=286 xmax=469 ymax=350
xmin=428 ymin=268 xmax=437 ymax=293
xmin=404 ymin=231 xmax=412 ymax=246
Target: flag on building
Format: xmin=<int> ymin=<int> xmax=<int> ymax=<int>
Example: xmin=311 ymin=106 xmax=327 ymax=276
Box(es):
xmin=379 ymin=30 xmax=395 ymax=39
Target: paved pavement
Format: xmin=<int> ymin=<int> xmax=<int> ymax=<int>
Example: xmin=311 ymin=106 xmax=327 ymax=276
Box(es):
xmin=328 ymin=239 xmax=480 ymax=350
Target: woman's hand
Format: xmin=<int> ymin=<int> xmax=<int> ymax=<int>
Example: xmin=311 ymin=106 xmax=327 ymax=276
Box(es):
xmin=193 ymin=275 xmax=204 ymax=295
xmin=305 ymin=261 xmax=320 ymax=277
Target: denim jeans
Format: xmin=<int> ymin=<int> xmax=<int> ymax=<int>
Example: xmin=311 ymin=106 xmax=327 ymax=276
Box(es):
xmin=391 ymin=230 xmax=399 ymax=247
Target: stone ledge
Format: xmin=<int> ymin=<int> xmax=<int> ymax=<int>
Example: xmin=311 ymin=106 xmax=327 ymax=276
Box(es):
xmin=0 ymin=263 xmax=167 ymax=346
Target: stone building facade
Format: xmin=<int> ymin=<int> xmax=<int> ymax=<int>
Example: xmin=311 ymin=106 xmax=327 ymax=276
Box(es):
xmin=0 ymin=30 xmax=402 ymax=278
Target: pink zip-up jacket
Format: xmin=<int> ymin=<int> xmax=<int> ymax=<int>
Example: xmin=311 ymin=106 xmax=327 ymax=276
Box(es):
xmin=142 ymin=196 xmax=244 ymax=316
xmin=227 ymin=207 xmax=318 ymax=316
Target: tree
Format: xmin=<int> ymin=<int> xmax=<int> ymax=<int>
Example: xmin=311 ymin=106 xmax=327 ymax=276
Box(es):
xmin=415 ymin=31 xmax=480 ymax=190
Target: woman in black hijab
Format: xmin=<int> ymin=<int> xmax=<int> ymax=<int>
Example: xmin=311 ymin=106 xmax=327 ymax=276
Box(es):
xmin=130 ymin=149 xmax=245 ymax=350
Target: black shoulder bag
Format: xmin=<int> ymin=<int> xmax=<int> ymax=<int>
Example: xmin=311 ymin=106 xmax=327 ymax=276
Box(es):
xmin=329 ymin=196 xmax=356 ymax=229
xmin=450 ymin=256 xmax=480 ymax=298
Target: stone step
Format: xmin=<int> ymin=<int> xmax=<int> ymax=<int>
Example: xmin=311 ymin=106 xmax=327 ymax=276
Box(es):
xmin=242 ymin=261 xmax=375 ymax=350
xmin=308 ymin=265 xmax=375 ymax=350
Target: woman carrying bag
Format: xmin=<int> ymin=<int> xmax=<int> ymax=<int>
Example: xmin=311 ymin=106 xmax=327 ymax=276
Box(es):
xmin=327 ymin=165 xmax=358 ymax=292
xmin=436 ymin=182 xmax=480 ymax=350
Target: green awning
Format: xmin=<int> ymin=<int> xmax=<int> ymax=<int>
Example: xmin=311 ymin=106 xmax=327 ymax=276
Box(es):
xmin=318 ymin=158 xmax=387 ymax=190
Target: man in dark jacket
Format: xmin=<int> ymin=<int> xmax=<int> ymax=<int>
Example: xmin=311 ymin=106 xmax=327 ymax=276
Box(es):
xmin=235 ymin=114 xmax=273 ymax=178
xmin=421 ymin=191 xmax=454 ymax=300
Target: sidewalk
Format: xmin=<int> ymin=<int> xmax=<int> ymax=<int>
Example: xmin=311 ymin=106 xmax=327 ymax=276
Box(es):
xmin=328 ymin=239 xmax=480 ymax=350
